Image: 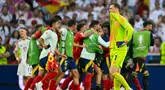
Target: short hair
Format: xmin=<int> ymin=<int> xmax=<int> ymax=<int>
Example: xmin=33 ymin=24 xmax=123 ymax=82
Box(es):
xmin=53 ymin=15 xmax=62 ymax=22
xmin=102 ymin=21 xmax=110 ymax=30
xmin=19 ymin=27 xmax=28 ymax=31
xmin=50 ymin=15 xmax=62 ymax=26
xmin=143 ymin=21 xmax=152 ymax=27
xmin=89 ymin=20 xmax=99 ymax=28
xmin=110 ymin=2 xmax=121 ymax=11
xmin=154 ymin=36 xmax=162 ymax=43
xmin=68 ymin=19 xmax=76 ymax=27
xmin=77 ymin=23 xmax=85 ymax=31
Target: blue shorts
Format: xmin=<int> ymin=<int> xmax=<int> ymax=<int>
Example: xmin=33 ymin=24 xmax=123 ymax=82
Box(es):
xmin=59 ymin=57 xmax=77 ymax=72
xmin=32 ymin=64 xmax=39 ymax=75
xmin=39 ymin=56 xmax=48 ymax=70
xmin=79 ymin=58 xmax=94 ymax=73
xmin=100 ymin=57 xmax=110 ymax=74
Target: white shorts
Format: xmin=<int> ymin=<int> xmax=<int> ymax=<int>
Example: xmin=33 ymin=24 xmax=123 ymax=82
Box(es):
xmin=17 ymin=63 xmax=32 ymax=76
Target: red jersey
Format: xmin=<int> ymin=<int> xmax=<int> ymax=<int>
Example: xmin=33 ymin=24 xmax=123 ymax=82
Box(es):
xmin=73 ymin=32 xmax=84 ymax=60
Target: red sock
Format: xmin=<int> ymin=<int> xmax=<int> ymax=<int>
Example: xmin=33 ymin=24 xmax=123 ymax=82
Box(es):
xmin=133 ymin=77 xmax=142 ymax=90
xmin=49 ymin=79 xmax=57 ymax=90
xmin=83 ymin=74 xmax=94 ymax=90
xmin=41 ymin=72 xmax=58 ymax=90
xmin=69 ymin=81 xmax=74 ymax=90
xmin=72 ymin=83 xmax=80 ymax=90
xmin=29 ymin=76 xmax=43 ymax=89
xmin=108 ymin=78 xmax=114 ymax=89
xmin=24 ymin=78 xmax=34 ymax=90
xmin=102 ymin=80 xmax=109 ymax=90
xmin=60 ymin=76 xmax=73 ymax=89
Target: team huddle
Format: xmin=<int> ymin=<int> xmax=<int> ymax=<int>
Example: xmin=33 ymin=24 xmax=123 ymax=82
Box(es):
xmin=14 ymin=3 xmax=153 ymax=90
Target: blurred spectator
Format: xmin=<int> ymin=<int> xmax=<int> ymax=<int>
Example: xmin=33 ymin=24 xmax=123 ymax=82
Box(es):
xmin=120 ymin=0 xmax=133 ymax=20
xmin=5 ymin=0 xmax=15 ymax=15
xmin=0 ymin=17 xmax=10 ymax=45
xmin=93 ymin=0 xmax=104 ymax=14
xmin=24 ymin=3 xmax=33 ymax=20
xmin=57 ymin=6 xmax=69 ymax=19
xmin=142 ymin=10 xmax=149 ymax=21
xmin=149 ymin=1 xmax=165 ymax=23
xmin=127 ymin=0 xmax=138 ymax=15
xmin=0 ymin=0 xmax=5 ymax=13
xmin=87 ymin=13 xmax=94 ymax=27
xmin=150 ymin=36 xmax=162 ymax=53
xmin=160 ymin=42 xmax=165 ymax=64
xmin=0 ymin=36 xmax=10 ymax=65
xmin=75 ymin=0 xmax=90 ymax=8
xmin=134 ymin=14 xmax=144 ymax=32
xmin=14 ymin=3 xmax=26 ymax=20
xmin=66 ymin=2 xmax=80 ymax=21
xmin=156 ymin=16 xmax=165 ymax=42
xmin=99 ymin=8 xmax=109 ymax=24
xmin=27 ymin=8 xmax=44 ymax=35
xmin=9 ymin=30 xmax=20 ymax=46
xmin=150 ymin=0 xmax=163 ymax=11
xmin=0 ymin=6 xmax=12 ymax=24
xmin=83 ymin=4 xmax=98 ymax=20
xmin=137 ymin=0 xmax=149 ymax=17
xmin=8 ymin=30 xmax=20 ymax=64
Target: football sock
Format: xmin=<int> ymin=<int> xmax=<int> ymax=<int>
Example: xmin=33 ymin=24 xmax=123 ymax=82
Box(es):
xmin=102 ymin=80 xmax=109 ymax=90
xmin=49 ymin=79 xmax=57 ymax=90
xmin=133 ymin=77 xmax=142 ymax=90
xmin=60 ymin=76 xmax=73 ymax=89
xmin=83 ymin=73 xmax=94 ymax=90
xmin=112 ymin=72 xmax=130 ymax=90
xmin=29 ymin=76 xmax=42 ymax=89
xmin=143 ymin=73 xmax=149 ymax=90
xmin=108 ymin=78 xmax=114 ymax=89
xmin=114 ymin=78 xmax=121 ymax=90
xmin=24 ymin=78 xmax=34 ymax=90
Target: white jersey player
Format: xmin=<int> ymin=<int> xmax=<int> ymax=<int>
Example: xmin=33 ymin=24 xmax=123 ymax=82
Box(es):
xmin=14 ymin=28 xmax=31 ymax=76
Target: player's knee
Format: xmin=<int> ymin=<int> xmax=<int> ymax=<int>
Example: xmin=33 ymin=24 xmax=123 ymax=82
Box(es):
xmin=143 ymin=70 xmax=149 ymax=76
xmin=110 ymin=66 xmax=119 ymax=74
xmin=96 ymin=68 xmax=102 ymax=76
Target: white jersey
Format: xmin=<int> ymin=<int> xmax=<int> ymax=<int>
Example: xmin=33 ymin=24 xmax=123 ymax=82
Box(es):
xmin=14 ymin=37 xmax=32 ymax=76
xmin=15 ymin=37 xmax=31 ymax=64
xmin=39 ymin=29 xmax=58 ymax=59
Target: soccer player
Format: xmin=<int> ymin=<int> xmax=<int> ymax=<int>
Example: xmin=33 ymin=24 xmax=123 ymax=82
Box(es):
xmin=24 ymin=25 xmax=43 ymax=90
xmin=29 ymin=16 xmax=63 ymax=90
xmin=109 ymin=2 xmax=134 ymax=90
xmin=100 ymin=21 xmax=114 ymax=90
xmin=59 ymin=23 xmax=95 ymax=89
xmin=14 ymin=28 xmax=31 ymax=90
xmin=55 ymin=20 xmax=81 ymax=90
xmin=120 ymin=41 xmax=134 ymax=86
xmin=131 ymin=21 xmax=154 ymax=90
xmin=79 ymin=20 xmax=109 ymax=90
